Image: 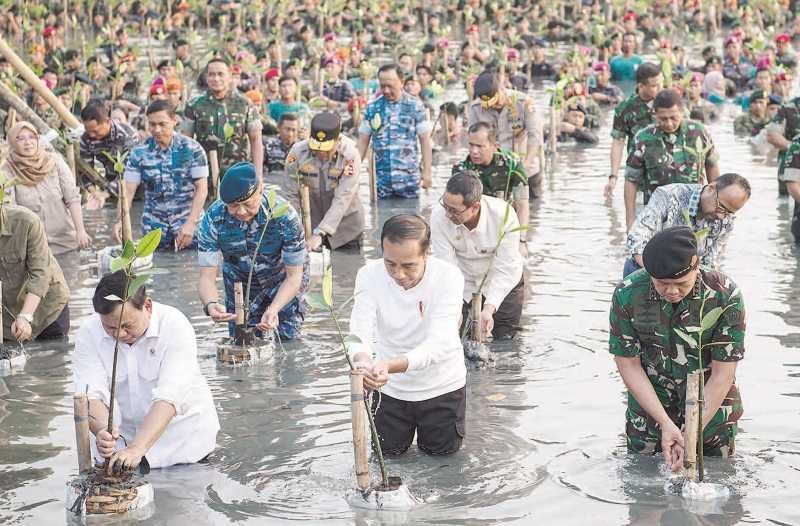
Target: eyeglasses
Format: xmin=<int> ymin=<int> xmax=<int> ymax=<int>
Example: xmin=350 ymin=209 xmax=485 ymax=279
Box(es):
xmin=714 ymin=187 xmax=736 ymax=216
xmin=439 ymin=196 xmax=468 ymax=216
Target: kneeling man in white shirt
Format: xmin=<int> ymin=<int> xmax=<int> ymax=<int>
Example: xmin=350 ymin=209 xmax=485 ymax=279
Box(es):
xmin=348 ymin=214 xmax=467 ymax=455
xmin=73 ymin=270 xmax=220 ymax=472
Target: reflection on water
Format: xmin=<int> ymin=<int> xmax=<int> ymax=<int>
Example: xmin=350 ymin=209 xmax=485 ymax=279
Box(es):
xmin=1 ymin=86 xmax=800 ymax=526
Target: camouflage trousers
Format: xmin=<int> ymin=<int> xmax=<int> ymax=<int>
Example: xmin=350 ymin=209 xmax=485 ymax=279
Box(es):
xmin=142 ymin=212 xmax=196 ymax=250
xmin=377 ymin=168 xmax=420 ymax=199
xmin=625 ymin=383 xmax=743 ymax=458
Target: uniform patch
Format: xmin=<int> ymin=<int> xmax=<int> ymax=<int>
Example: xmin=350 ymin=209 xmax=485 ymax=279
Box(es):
xmin=343 ymin=159 xmax=355 ymax=177
xmin=286 ymin=153 xmax=297 ymax=165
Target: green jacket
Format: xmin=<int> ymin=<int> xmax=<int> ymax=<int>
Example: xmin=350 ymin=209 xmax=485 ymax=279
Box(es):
xmin=611 ymin=93 xmax=655 ymax=154
xmin=452 ymin=148 xmax=528 ymax=200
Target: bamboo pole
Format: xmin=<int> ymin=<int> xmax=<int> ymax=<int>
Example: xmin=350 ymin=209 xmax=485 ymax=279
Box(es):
xmin=683 ymin=371 xmax=701 ymax=482
xmin=209 ymin=150 xmax=220 ymax=200
xmin=118 ymin=175 xmax=132 ymax=245
xmin=442 ymin=110 xmax=450 ymax=146
xmin=470 ymin=292 xmax=482 ymax=342
xmin=0 ymin=36 xmax=81 ymax=129
xmin=350 ymin=371 xmax=370 ymax=491
xmin=548 ymin=106 xmax=558 ymax=155
xmin=234 ymin=282 xmax=245 ymax=326
xmin=368 ymin=148 xmax=376 ymax=204
xmin=300 ymin=184 xmax=313 ymax=238
xmin=1 ymin=281 xmax=3 ymax=343
xmin=73 ymin=394 xmax=92 ymax=474
xmin=66 ymin=142 xmax=76 ymax=181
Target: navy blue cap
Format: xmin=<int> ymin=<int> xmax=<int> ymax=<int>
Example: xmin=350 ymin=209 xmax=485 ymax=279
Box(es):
xmin=220 ymin=162 xmax=259 ymax=204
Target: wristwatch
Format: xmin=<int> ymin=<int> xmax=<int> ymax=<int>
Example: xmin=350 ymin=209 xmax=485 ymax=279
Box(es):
xmin=18 ymin=313 xmax=33 ymax=324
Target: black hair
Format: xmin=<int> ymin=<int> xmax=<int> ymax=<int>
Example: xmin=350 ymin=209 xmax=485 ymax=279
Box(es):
xmin=440 ymin=101 xmax=459 ymax=117
xmin=653 ymin=88 xmax=683 ymax=110
xmin=278 ymin=75 xmax=297 ymax=86
xmin=381 ymin=214 xmax=430 ymax=254
xmin=635 ymin=62 xmax=661 ymax=84
xmin=145 ymin=99 xmax=176 ymax=117
xmin=80 ymin=99 xmax=110 ymax=123
xmin=446 ymin=171 xmax=484 ymax=207
xmin=378 ymin=63 xmax=403 ymax=79
xmin=206 ymin=57 xmax=230 ymax=69
xmin=715 ymin=172 xmax=751 ymax=198
xmin=278 ymin=112 xmax=299 ymax=125
xmin=92 ymin=270 xmax=147 ymax=315
xmin=468 ymin=121 xmax=497 ymax=143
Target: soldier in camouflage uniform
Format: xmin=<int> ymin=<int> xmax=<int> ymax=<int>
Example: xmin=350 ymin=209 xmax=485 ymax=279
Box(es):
xmin=610 ymin=226 xmax=745 ymax=466
xmin=357 ymin=64 xmax=433 ymax=199
xmin=117 ymin=101 xmax=209 ymax=251
xmin=604 ymin=62 xmax=663 ymax=200
xmin=466 ymin=72 xmax=543 ymax=197
xmin=183 ymin=58 xmax=264 ymax=180
xmin=263 ymin=113 xmax=300 ymax=175
xmin=766 ymin=95 xmax=800 ymax=196
xmin=284 ymin=112 xmax=364 ymax=251
xmin=778 ymin=134 xmax=800 ymax=242
xmin=79 ymin=99 xmax=139 ymax=183
xmin=197 ymin=162 xmax=310 ymax=341
xmin=733 ymin=90 xmax=771 ymax=137
xmin=624 ymin=89 xmax=720 ymax=230
xmin=452 ymin=122 xmax=529 ymax=246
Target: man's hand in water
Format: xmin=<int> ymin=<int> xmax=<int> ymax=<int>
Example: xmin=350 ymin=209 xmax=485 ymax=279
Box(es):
xmin=661 ymin=420 xmax=685 ymax=472
xmin=108 ymin=444 xmax=145 ymax=474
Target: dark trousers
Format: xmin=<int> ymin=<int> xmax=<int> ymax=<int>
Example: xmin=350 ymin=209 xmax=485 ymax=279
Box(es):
xmin=792 ymin=200 xmax=800 ymax=243
xmin=461 ymin=278 xmax=525 ymax=340
xmin=37 ymin=305 xmax=70 ymax=340
xmin=371 ymin=386 xmax=466 ymax=456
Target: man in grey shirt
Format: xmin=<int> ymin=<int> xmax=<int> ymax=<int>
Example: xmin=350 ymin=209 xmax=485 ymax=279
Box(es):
xmin=623 ymin=173 xmax=751 ymax=278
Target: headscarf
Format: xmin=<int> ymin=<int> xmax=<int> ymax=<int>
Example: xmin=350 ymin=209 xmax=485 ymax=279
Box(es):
xmin=702 ymin=71 xmax=726 ymax=102
xmin=3 ymin=121 xmax=55 ymax=186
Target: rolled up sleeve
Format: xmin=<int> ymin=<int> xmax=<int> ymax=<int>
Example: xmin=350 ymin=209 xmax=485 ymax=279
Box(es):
xmin=150 ymin=314 xmax=199 ymax=416
xmin=347 ymin=267 xmax=377 ymax=361
xmin=484 ymin=207 xmax=522 ymax=308
xmin=278 ymin=205 xmax=307 ymax=266
xmin=196 ymin=210 xmax=221 ymax=267
xmin=23 ymin=215 xmax=52 ymax=298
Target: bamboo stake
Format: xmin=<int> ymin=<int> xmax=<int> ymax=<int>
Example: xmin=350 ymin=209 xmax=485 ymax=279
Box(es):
xmin=0 ymin=36 xmax=81 ymax=129
xmin=118 ymin=175 xmax=132 ymax=244
xmin=300 ymin=184 xmax=313 ymax=238
xmin=7 ymin=107 xmax=16 ymax=128
xmin=209 ymin=150 xmax=220 ymax=200
xmin=470 ymin=292 xmax=482 ymax=342
xmin=683 ymin=370 xmax=701 ymax=482
xmin=234 ymin=282 xmax=245 ymax=326
xmin=66 ymin=141 xmax=77 ymax=180
xmin=368 ymin=147 xmax=376 ymax=204
xmin=548 ymin=106 xmax=558 ymax=156
xmin=350 ymin=371 xmax=370 ymax=491
xmin=1 ymin=281 xmax=3 ymax=343
xmin=442 ymin=110 xmax=450 ymax=146
xmin=73 ymin=394 xmax=92 ymax=474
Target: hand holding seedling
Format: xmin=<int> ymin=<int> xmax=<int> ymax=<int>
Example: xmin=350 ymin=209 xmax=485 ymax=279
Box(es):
xmin=479 ymin=304 xmax=497 ymax=342
xmin=175 ymin=223 xmax=196 ymax=250
xmin=661 ymin=419 xmax=685 ymax=473
xmin=107 ymin=444 xmax=145 ymax=474
xmin=11 ymin=317 xmax=32 ymax=341
xmin=96 ymin=428 xmax=121 ymax=458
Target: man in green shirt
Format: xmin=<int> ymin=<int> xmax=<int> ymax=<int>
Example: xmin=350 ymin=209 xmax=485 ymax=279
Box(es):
xmin=609 ymin=226 xmax=745 ymax=471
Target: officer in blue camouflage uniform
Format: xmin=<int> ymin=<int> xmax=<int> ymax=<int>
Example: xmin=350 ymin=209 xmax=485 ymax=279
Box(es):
xmin=117 ymin=100 xmax=208 ymax=250
xmin=197 ymin=162 xmax=309 ymax=341
xmin=357 ymin=64 xmax=433 ymax=199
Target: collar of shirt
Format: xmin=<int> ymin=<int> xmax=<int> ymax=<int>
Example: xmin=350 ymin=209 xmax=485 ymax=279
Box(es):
xmin=146 ymin=132 xmax=181 ymax=153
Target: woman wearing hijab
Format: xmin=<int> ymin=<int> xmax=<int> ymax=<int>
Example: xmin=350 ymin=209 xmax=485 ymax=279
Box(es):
xmin=1 ymin=121 xmax=91 ymax=255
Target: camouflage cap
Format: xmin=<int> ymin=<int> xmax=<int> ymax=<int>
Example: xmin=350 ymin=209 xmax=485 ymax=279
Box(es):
xmin=642 ymin=226 xmax=698 ymax=280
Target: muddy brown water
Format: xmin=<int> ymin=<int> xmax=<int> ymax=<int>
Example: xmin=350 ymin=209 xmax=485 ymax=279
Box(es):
xmin=1 ymin=81 xmax=799 ymax=525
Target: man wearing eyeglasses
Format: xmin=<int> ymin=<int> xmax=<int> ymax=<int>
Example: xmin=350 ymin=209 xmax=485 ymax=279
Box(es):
xmin=196 ymin=162 xmax=309 ymax=341
xmin=623 ymin=173 xmax=751 ymax=278
xmin=466 ymin=72 xmax=543 ymax=198
xmin=430 ymin=172 xmax=524 ymax=341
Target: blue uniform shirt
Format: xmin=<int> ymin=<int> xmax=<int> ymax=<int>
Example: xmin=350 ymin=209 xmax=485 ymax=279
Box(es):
xmin=196 ymin=190 xmax=309 ymax=340
xmin=124 ymin=132 xmax=208 ymax=248
xmin=359 ymin=92 xmax=432 ymax=199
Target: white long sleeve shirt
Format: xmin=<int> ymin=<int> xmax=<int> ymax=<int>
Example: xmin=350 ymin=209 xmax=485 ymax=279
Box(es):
xmin=72 ymin=302 xmax=219 ymax=468
xmin=430 ymin=195 xmax=524 ymax=308
xmin=347 ymin=257 xmax=466 ymax=402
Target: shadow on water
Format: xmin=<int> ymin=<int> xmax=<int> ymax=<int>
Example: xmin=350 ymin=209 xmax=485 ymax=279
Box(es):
xmin=2 ymin=80 xmax=800 ymax=526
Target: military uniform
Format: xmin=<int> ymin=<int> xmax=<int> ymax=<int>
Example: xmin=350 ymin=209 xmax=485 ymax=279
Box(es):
xmin=263 ymin=135 xmax=293 ymax=174
xmin=323 ymin=79 xmax=355 ymax=103
xmin=609 ymin=268 xmax=746 ymax=457
xmin=466 ymin=89 xmax=543 ymax=175
xmin=733 ymin=112 xmax=770 ymax=137
xmin=359 ymin=92 xmax=432 ymax=199
xmin=625 ymin=120 xmax=719 ymax=202
xmin=766 ymin=96 xmax=800 ymax=190
xmin=183 ymin=90 xmax=262 ymax=174
xmin=79 ymin=119 xmax=139 ymax=180
xmin=124 ymin=132 xmax=209 ymax=249
xmin=611 ymin=93 xmax=656 ymax=155
xmin=284 ymin=135 xmax=364 ymax=249
xmin=196 ymin=189 xmax=310 ymax=341
xmin=451 ymin=148 xmax=528 ymax=200
xmin=779 ymin=136 xmax=800 ymax=241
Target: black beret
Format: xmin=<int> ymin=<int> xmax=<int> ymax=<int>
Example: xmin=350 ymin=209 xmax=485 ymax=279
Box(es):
xmin=220 ymin=162 xmax=259 ymax=204
xmin=473 ymin=72 xmax=499 ymax=99
xmin=642 ymin=226 xmax=698 ymax=279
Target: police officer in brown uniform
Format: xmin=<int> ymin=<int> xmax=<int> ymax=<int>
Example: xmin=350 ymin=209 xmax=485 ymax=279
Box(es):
xmin=284 ymin=112 xmax=364 ymax=252
xmin=466 ymin=72 xmax=544 ymax=197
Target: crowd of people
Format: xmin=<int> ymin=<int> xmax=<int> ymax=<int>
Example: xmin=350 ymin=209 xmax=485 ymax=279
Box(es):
xmin=0 ymin=0 xmax=798 ymax=484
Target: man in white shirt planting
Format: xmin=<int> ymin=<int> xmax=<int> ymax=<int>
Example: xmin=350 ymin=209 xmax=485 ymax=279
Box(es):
xmin=348 ymin=214 xmax=467 ymax=455
xmin=73 ymin=271 xmax=219 ymax=471
xmin=431 ymin=171 xmax=525 ymax=341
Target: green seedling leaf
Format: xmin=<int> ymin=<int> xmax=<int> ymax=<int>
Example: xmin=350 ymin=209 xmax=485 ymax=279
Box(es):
xmin=135 ymin=229 xmax=162 ymax=258
xmin=344 ymin=334 xmax=362 ymax=344
xmin=674 ymin=328 xmax=698 ymax=349
xmin=322 ymin=265 xmax=333 ymax=307
xmin=507 ymin=225 xmax=529 ymax=234
xmin=121 ymin=239 xmax=135 ymax=259
xmin=127 ymin=274 xmax=149 ymax=297
xmin=267 ymin=188 xmax=277 ymax=209
xmin=700 ymin=306 xmax=724 ymax=331
xmin=695 ymin=227 xmax=709 ymax=242
xmin=110 ymin=256 xmax=130 ymax=273
xmin=682 ymin=209 xmax=692 ymax=226
xmin=271 ymin=202 xmax=289 ymax=218
xmin=223 ymin=122 xmax=235 ymax=141
xmin=306 ymin=291 xmax=330 ymax=310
